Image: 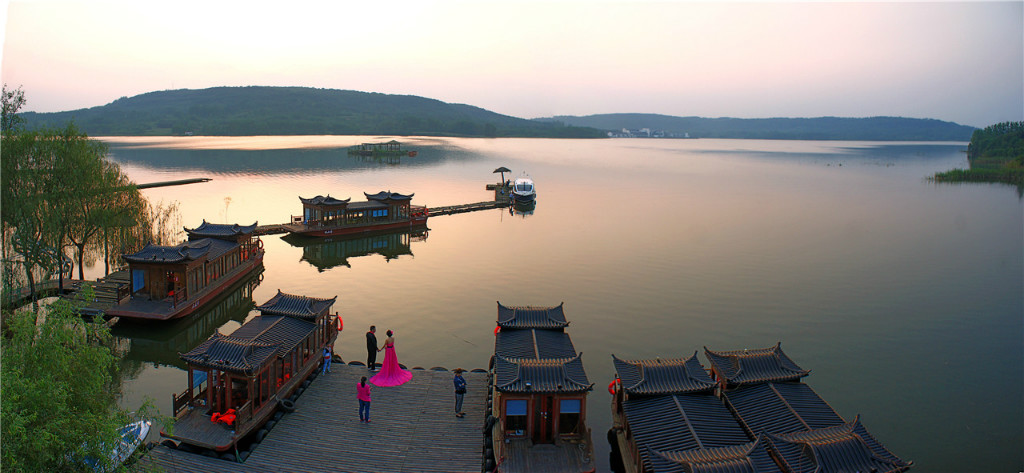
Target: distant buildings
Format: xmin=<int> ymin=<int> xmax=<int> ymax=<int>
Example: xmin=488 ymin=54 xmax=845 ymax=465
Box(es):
xmin=607 ymin=127 xmax=687 ymax=138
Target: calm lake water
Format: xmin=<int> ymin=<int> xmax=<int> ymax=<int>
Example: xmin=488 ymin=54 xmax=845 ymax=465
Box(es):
xmin=95 ymin=136 xmax=1022 ymax=472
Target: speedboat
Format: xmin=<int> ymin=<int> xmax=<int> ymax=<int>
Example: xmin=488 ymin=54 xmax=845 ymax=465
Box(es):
xmin=81 ymin=419 xmax=151 ymax=472
xmin=511 ymin=175 xmax=536 ymax=203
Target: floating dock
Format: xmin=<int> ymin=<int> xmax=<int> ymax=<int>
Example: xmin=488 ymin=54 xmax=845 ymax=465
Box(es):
xmin=143 ymin=364 xmax=489 ymax=472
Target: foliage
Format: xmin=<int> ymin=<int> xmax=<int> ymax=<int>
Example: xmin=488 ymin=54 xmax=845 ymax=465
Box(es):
xmin=3 ymin=84 xmax=27 ymax=134
xmin=0 ymin=293 xmax=158 ymax=472
xmin=933 ymin=121 xmax=1024 ymax=192
xmin=543 ymin=113 xmax=977 ymax=141
xmin=21 ymin=86 xmax=606 ymax=138
xmin=2 ymin=89 xmax=154 ymax=302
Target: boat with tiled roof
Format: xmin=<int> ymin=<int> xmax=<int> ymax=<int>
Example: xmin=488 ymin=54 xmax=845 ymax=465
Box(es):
xmin=162 ymin=291 xmax=339 ymax=457
xmin=105 ymin=221 xmax=264 ymax=321
xmin=488 ymin=302 xmax=595 ymax=473
xmin=283 ymin=191 xmax=428 ymax=238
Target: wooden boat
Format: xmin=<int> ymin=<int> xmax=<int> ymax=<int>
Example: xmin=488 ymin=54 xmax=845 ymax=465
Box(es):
xmin=162 ymin=290 xmax=339 ymax=454
xmin=488 ymin=302 xmax=595 ymax=473
xmin=283 ymin=191 xmax=428 ymax=238
xmin=347 ymin=139 xmax=417 ymax=157
xmin=105 ymin=222 xmax=264 ymax=321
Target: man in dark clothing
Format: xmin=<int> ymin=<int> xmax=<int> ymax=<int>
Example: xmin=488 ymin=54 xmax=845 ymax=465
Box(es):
xmin=453 ymin=368 xmax=467 ymax=417
xmin=366 ymin=326 xmax=377 ymax=371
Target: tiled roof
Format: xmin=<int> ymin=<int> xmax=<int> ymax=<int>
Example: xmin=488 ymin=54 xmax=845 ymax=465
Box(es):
xmin=493 ymin=354 xmax=592 ymax=393
xmin=724 ymin=382 xmax=844 ymax=435
xmin=622 ymin=393 xmax=751 ymax=472
xmin=646 ymin=435 xmax=782 ymax=473
xmin=346 ymin=200 xmax=389 ymax=211
xmin=768 ymin=417 xmax=912 ymax=473
xmin=229 ymin=315 xmax=318 ymax=355
xmin=612 ymin=353 xmax=717 ymax=396
xmin=704 ymin=343 xmax=809 ymax=387
xmin=184 ymin=220 xmax=257 ymax=239
xmin=123 ymin=238 xmax=236 ymax=264
xmin=179 ymin=334 xmax=281 ymax=376
xmin=496 ymin=301 xmax=568 ymax=330
xmin=299 ymin=195 xmax=351 ymax=206
xmin=256 ymin=290 xmax=337 ymax=319
xmin=364 ymin=191 xmax=413 ymax=201
xmin=495 ymin=329 xmax=577 ymax=360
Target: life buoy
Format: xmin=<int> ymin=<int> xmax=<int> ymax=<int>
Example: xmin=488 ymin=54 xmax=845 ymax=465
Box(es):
xmin=257 ymin=239 xmax=264 ymax=250
xmin=336 ymin=316 xmax=343 ymax=331
xmin=494 ymin=326 xmax=500 ymax=336
xmin=608 ymin=379 xmax=618 ymax=395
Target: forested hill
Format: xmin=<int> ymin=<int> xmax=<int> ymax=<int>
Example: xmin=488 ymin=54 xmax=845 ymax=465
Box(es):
xmin=20 ymin=87 xmax=605 ymax=138
xmin=538 ymin=113 xmax=976 ymax=141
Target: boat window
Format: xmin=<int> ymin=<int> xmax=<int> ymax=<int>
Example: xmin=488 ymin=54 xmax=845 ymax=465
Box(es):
xmin=505 ymin=399 xmax=528 ymax=436
xmin=558 ymin=399 xmax=581 ymax=435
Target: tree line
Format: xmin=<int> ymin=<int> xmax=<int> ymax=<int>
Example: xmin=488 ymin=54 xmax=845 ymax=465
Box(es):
xmin=22 ymin=86 xmax=607 ymax=138
xmin=2 ymin=85 xmax=172 ymax=471
xmin=933 ymin=121 xmax=1023 ymax=192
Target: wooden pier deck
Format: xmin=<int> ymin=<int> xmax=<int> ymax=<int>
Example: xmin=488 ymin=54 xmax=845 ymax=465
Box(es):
xmin=142 ymin=365 xmax=489 ymax=472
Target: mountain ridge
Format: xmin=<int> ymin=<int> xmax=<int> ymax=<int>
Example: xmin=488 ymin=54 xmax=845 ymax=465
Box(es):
xmin=21 ymin=86 xmax=975 ymax=140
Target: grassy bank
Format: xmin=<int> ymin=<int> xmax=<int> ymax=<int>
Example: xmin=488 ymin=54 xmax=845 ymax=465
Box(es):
xmin=932 ymin=121 xmax=1023 ymax=193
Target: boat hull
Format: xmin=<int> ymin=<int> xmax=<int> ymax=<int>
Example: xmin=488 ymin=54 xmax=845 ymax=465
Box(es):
xmin=285 ymin=216 xmax=428 ymax=238
xmin=105 ymin=251 xmax=265 ymax=321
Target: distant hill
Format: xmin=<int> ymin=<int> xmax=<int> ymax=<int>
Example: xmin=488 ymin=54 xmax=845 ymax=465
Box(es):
xmin=537 ymin=113 xmax=976 ymax=141
xmin=20 ymin=87 xmax=605 ymax=138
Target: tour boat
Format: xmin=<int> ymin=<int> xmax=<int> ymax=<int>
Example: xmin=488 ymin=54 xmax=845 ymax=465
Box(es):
xmin=162 ymin=291 xmax=339 ymax=456
xmin=487 ymin=302 xmax=596 ymax=473
xmin=105 ymin=222 xmax=264 ymax=321
xmin=283 ymin=191 xmax=428 ymax=238
xmin=510 ymin=175 xmax=536 ymax=203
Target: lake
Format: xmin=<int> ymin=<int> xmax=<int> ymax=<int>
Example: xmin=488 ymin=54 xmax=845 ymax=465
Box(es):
xmin=96 ymin=136 xmax=1022 ymax=472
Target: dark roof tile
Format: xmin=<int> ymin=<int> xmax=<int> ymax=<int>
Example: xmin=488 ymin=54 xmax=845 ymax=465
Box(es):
xmin=704 ymin=343 xmax=809 ymax=387
xmin=496 ymin=301 xmax=568 ymax=330
xmin=613 ymin=353 xmax=717 ymax=396
xmin=493 ymin=354 xmax=592 ymax=393
xmin=256 ymin=290 xmax=337 ymax=319
xmin=647 ymin=435 xmax=783 ymax=473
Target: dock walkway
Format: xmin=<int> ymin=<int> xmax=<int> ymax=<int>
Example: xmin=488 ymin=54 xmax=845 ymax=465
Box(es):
xmin=143 ymin=365 xmax=488 ymax=472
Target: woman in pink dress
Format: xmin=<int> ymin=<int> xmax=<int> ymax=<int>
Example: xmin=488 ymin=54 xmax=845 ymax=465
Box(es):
xmin=369 ymin=330 xmax=412 ymax=387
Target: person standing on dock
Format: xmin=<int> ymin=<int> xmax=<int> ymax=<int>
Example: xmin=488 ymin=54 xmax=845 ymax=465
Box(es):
xmin=357 ymin=376 xmax=372 ymax=423
xmin=453 ymin=368 xmax=467 ymax=418
xmin=322 ymin=345 xmax=332 ymax=374
xmin=366 ymin=326 xmax=378 ymax=371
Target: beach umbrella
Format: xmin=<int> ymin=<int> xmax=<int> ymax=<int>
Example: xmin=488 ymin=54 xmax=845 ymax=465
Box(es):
xmin=493 ymin=167 xmax=511 ymax=184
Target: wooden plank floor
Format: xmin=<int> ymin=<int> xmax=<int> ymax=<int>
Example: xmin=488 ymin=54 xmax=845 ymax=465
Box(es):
xmin=143 ymin=364 xmax=488 ymax=472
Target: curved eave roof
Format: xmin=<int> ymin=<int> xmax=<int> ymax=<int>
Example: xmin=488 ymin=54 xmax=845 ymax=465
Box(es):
xmin=494 ymin=354 xmax=592 ymax=393
xmin=184 ymin=220 xmax=258 ymax=238
xmin=496 ymin=301 xmax=568 ymax=329
xmin=256 ymin=290 xmax=337 ymax=319
xmin=768 ymin=417 xmax=912 ymax=473
xmin=123 ymin=239 xmax=213 ymax=264
xmin=179 ymin=334 xmax=281 ymax=376
xmin=704 ymin=342 xmax=809 ymax=386
xmin=364 ymin=191 xmax=413 ymax=202
xmin=300 ymin=195 xmax=351 ymax=206
xmin=647 ymin=435 xmax=782 ymax=473
xmin=613 ymin=352 xmax=717 ymax=395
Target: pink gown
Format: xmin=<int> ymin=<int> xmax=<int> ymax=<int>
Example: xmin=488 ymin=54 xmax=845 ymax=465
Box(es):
xmin=369 ymin=341 xmax=412 ymax=387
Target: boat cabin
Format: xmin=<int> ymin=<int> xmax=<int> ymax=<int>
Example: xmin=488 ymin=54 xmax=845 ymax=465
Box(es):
xmin=290 ymin=192 xmax=427 ymax=235
xmin=165 ymin=290 xmax=339 ymax=452
xmin=113 ymin=222 xmax=263 ymax=320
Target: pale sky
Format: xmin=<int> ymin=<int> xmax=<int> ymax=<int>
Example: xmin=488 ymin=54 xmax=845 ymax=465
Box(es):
xmin=2 ymin=1 xmax=1021 ymax=128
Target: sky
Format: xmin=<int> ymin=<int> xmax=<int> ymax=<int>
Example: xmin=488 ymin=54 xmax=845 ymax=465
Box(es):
xmin=1 ymin=1 xmax=1021 ymax=128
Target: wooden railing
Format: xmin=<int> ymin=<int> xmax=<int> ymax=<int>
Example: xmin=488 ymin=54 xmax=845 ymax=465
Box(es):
xmin=234 ymin=401 xmax=254 ymax=431
xmin=172 ymin=389 xmax=191 ymax=417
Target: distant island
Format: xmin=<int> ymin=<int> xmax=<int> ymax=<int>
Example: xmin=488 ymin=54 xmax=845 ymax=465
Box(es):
xmin=21 ymin=86 xmax=976 ymax=140
xmin=932 ymin=121 xmax=1024 ymax=192
xmin=538 ymin=113 xmax=976 ymax=141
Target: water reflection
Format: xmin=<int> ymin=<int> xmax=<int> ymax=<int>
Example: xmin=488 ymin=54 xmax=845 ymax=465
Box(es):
xmin=281 ymin=228 xmax=428 ymax=271
xmin=112 ymin=265 xmax=263 ymax=368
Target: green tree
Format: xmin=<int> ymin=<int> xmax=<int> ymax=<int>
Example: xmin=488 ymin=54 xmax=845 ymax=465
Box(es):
xmin=1 ymin=295 xmax=136 ymax=472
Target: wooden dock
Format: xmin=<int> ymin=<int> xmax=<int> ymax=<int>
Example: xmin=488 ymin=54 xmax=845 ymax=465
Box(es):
xmin=142 ymin=364 xmax=489 ymax=472
xmin=428 ymin=200 xmax=507 ymax=216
